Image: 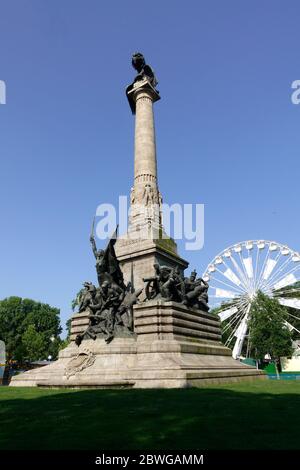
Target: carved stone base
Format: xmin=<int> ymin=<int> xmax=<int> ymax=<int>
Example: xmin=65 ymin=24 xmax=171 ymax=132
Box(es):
xmin=115 ymin=237 xmax=188 ymax=300
xmin=10 ymin=302 xmax=265 ymax=388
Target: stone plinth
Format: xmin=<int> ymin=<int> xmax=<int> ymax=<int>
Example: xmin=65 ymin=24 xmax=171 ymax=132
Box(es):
xmin=115 ymin=237 xmax=188 ymax=299
xmin=10 ymin=301 xmax=265 ymax=388
xmin=134 ymin=300 xmax=222 ymax=342
xmin=70 ymin=311 xmax=90 ymax=342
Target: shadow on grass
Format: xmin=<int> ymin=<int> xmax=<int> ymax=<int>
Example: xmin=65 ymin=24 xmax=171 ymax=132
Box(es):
xmin=0 ymin=382 xmax=299 ymax=450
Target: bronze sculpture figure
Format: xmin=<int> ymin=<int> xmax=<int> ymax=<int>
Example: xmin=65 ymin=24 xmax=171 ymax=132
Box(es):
xmin=75 ymin=226 xmax=141 ymax=346
xmin=143 ymin=264 xmax=209 ymax=311
xmin=126 ymin=52 xmax=159 ymax=114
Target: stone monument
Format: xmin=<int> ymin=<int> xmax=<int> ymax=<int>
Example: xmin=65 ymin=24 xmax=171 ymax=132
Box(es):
xmin=10 ymin=53 xmax=264 ymax=388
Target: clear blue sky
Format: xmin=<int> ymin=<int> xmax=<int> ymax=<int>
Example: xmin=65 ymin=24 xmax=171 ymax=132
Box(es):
xmin=1 ymin=1 xmax=299 ymax=335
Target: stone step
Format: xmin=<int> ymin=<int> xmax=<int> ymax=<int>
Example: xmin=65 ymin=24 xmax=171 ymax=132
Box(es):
xmin=37 ymin=379 xmax=135 ymax=389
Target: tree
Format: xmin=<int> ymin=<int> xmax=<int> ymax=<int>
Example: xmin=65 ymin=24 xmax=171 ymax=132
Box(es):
xmin=65 ymin=318 xmax=72 ymax=339
xmin=275 ymin=281 xmax=300 ymax=339
xmin=57 ymin=318 xmax=72 ymax=352
xmin=22 ymin=324 xmax=45 ymax=361
xmin=248 ymin=292 xmax=293 ymax=376
xmin=71 ymin=288 xmax=84 ymax=312
xmin=0 ymin=297 xmax=27 ymax=362
xmin=0 ymin=297 xmax=62 ymax=363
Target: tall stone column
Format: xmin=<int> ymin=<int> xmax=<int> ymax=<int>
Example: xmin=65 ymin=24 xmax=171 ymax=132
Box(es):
xmin=134 ymin=86 xmax=158 ymax=193
xmin=128 ymin=81 xmax=162 ymax=235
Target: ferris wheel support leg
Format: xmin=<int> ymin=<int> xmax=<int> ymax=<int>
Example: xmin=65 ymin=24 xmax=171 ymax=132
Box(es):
xmin=232 ymin=335 xmax=246 ymax=360
xmin=232 ymin=306 xmax=250 ymax=359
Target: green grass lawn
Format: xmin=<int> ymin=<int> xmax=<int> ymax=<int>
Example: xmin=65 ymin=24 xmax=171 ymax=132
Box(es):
xmin=0 ymin=381 xmax=299 ymax=450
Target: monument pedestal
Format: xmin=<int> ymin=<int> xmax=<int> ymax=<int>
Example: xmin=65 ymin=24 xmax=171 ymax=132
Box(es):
xmin=115 ymin=237 xmax=188 ymax=298
xmin=10 ymin=301 xmax=265 ymax=388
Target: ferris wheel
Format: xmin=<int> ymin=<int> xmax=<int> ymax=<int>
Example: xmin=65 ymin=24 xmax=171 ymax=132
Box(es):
xmin=202 ymin=240 xmax=300 ymax=359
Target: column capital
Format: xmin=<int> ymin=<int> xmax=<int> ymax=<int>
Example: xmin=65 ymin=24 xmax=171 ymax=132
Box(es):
xmin=126 ymin=78 xmax=160 ymax=114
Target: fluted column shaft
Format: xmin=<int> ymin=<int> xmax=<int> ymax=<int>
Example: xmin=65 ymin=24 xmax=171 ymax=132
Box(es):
xmin=127 ymin=84 xmax=162 ymax=235
xmin=134 ymin=88 xmax=158 ymax=188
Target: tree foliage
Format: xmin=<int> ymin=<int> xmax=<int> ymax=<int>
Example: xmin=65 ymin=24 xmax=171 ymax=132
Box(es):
xmin=275 ymin=281 xmax=300 ymax=339
xmin=71 ymin=288 xmax=84 ymax=312
xmin=0 ymin=297 xmax=62 ymax=362
xmin=248 ymin=291 xmax=293 ymax=362
xmin=22 ymin=324 xmax=45 ymax=361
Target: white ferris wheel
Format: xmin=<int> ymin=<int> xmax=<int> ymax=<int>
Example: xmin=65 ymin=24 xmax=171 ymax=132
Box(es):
xmin=202 ymin=240 xmax=300 ymax=359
